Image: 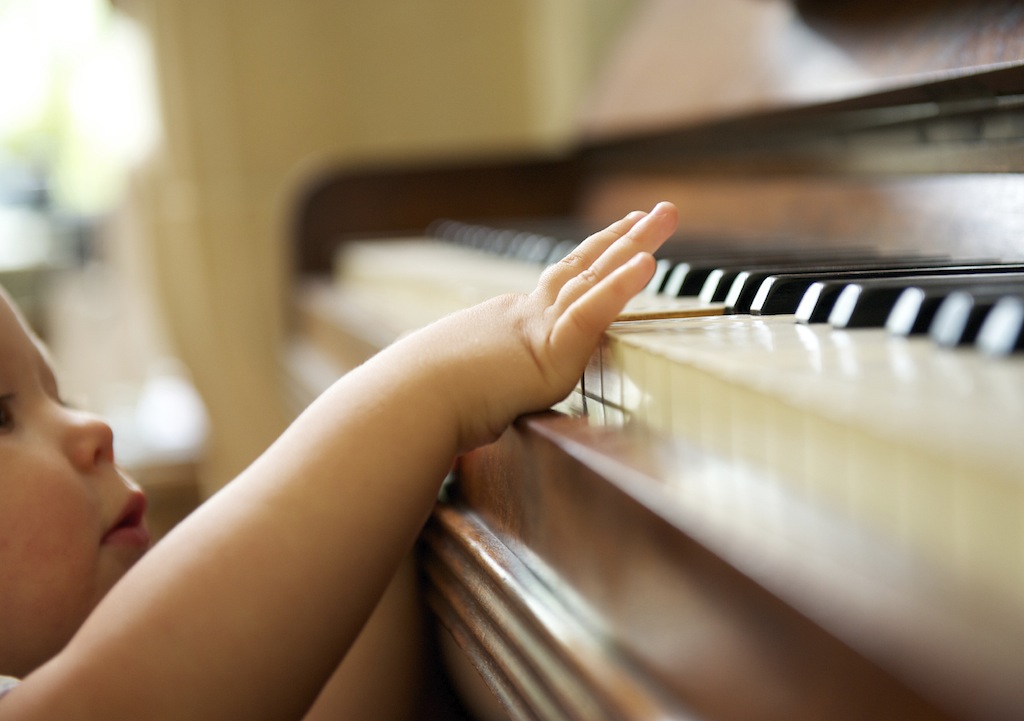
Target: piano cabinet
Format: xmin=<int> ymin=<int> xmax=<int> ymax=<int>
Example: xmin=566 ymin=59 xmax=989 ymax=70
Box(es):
xmin=287 ymin=3 xmax=1024 ymax=720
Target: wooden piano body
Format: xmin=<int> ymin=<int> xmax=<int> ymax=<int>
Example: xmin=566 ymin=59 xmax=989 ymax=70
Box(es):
xmin=287 ymin=2 xmax=1024 ymax=719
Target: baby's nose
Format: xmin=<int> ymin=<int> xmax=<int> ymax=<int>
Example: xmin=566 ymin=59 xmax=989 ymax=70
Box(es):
xmin=64 ymin=410 xmax=116 ymax=470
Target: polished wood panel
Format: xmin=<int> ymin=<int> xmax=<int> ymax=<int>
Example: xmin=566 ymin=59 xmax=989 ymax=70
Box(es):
xmin=291 ymin=157 xmax=580 ymax=274
xmin=581 ymin=0 xmax=1024 ymax=139
xmin=578 ymin=173 xmax=1024 ymax=261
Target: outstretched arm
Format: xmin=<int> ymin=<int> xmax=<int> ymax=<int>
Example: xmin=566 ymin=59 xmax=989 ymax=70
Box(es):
xmin=4 ymin=203 xmax=677 ymax=721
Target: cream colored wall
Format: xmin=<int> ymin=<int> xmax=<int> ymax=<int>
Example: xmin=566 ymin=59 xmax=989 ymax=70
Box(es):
xmin=119 ymin=0 xmax=639 ymax=494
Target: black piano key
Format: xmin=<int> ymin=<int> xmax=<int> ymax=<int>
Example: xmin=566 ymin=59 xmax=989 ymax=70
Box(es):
xmin=795 ymin=281 xmax=888 ymax=324
xmin=546 ymin=239 xmax=579 ymax=265
xmin=647 ymin=253 xmax=731 ymax=293
xmin=887 ymin=282 xmax=1024 ymax=336
xmin=754 ymin=261 xmax=1016 ymax=317
xmin=795 ymin=266 xmax=1024 ymax=324
xmin=887 ymin=287 xmax=941 ymax=336
xmin=646 ymin=258 xmax=679 ymax=293
xmin=928 ymin=291 xmax=1001 ymax=347
xmin=692 ymin=250 xmax=911 ymax=304
xmin=648 ymin=242 xmax=785 ymax=293
xmin=660 ymin=253 xmax=793 ymax=297
xmin=829 ymin=284 xmax=908 ymax=327
xmin=517 ymin=234 xmax=556 ymax=263
xmin=647 ymin=247 xmax=761 ymax=292
xmin=664 ymin=261 xmax=727 ymax=296
xmin=699 ymin=268 xmax=746 ymax=303
xmin=828 ymin=272 xmax=1024 ymax=328
xmin=662 ymin=247 xmax=880 ymax=298
xmin=977 ymin=295 xmax=1024 ymax=355
xmin=729 ymin=256 xmax=963 ymax=314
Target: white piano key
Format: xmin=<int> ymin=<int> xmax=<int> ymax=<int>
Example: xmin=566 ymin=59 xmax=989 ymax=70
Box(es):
xmin=598 ymin=313 xmax=1024 ymax=605
xmin=331 ymin=237 xmax=1024 ymax=609
xmin=643 ymin=347 xmax=674 ymax=433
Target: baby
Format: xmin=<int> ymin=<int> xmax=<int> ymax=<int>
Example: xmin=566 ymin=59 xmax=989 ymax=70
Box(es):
xmin=0 ymin=202 xmax=677 ymax=719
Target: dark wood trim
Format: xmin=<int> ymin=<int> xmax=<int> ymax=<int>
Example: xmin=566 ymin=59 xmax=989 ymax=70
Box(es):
xmin=429 ymin=412 xmax=1019 ymax=721
xmin=420 ymin=506 xmax=687 ymax=721
xmin=291 ymin=156 xmax=582 ymax=274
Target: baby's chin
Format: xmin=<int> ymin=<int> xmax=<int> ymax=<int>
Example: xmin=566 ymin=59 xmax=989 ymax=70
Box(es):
xmin=94 ymin=542 xmax=151 ymax=601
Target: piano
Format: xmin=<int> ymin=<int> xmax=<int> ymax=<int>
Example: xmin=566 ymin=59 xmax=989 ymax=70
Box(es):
xmin=286 ymin=2 xmax=1024 ymax=719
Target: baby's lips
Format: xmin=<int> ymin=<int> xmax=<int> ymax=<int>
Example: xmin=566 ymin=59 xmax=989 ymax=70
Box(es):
xmin=102 ymin=491 xmax=150 ymax=548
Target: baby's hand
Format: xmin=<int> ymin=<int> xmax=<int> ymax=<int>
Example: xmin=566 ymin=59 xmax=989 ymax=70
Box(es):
xmin=420 ymin=202 xmax=678 ymax=449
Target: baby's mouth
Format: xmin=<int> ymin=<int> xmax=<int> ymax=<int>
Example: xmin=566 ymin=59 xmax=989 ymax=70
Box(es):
xmin=102 ymin=492 xmax=150 ymax=547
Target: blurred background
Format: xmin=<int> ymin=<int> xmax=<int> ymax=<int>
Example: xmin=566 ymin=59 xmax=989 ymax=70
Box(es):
xmin=0 ymin=0 xmax=641 ymax=534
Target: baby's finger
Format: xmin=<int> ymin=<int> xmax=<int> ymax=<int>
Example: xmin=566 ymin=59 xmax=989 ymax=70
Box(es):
xmin=551 ymin=202 xmax=677 ymax=314
xmin=549 ymin=251 xmax=657 ymax=362
xmin=535 ymin=210 xmax=647 ymax=302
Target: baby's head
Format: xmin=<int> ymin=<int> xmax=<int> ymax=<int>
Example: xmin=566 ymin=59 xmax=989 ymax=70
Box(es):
xmin=0 ymin=286 xmax=149 ymax=677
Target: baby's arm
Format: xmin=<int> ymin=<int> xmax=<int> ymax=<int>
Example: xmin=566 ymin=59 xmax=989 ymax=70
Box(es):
xmin=3 ymin=203 xmax=677 ymax=721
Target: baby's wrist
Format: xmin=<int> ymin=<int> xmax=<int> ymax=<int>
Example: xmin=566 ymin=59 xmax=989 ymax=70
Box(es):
xmin=407 ymin=296 xmax=537 ymax=451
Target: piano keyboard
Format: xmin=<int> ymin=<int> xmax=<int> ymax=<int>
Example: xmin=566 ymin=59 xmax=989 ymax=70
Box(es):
xmin=329 ymin=222 xmax=1024 ymax=610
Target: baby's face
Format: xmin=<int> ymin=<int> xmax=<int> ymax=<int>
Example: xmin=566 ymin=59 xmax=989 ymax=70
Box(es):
xmin=0 ymin=291 xmax=150 ymax=676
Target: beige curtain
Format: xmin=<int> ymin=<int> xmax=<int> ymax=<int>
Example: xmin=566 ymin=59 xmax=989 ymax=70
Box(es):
xmin=120 ymin=0 xmax=638 ymax=494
